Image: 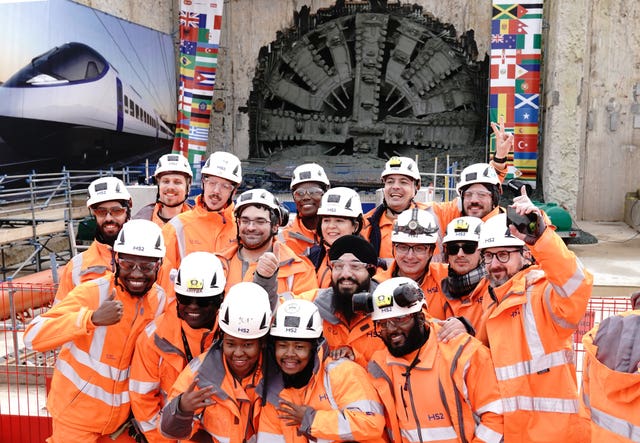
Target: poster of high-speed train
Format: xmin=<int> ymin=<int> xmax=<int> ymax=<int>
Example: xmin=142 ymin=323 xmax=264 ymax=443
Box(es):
xmin=0 ymin=0 xmax=176 ymax=164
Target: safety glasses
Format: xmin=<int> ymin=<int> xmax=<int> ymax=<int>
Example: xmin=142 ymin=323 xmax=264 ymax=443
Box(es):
xmin=92 ymin=206 xmax=127 ymax=217
xmin=176 ymin=294 xmax=219 ymax=307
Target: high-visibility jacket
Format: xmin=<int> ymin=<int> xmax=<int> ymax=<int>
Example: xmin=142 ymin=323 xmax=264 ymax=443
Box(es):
xmin=160 ymin=340 xmax=264 ymax=443
xmin=580 ymin=310 xmax=640 ymax=442
xmin=134 ymin=202 xmax=192 ymax=228
xmin=54 ymin=240 xmax=114 ymax=302
xmin=310 ymin=283 xmax=385 ymax=368
xmin=217 ymin=240 xmax=318 ymax=299
xmin=23 ymin=277 xmax=167 ymax=435
xmin=161 ymin=195 xmax=237 ymax=270
xmin=368 ymin=321 xmax=504 ymax=443
xmin=376 ymin=262 xmax=446 ymax=320
xmin=430 ymin=262 xmax=487 ymax=333
xmin=362 ymin=202 xmax=448 ymax=265
xmin=278 ymin=216 xmax=317 ymax=257
xmin=311 ymin=245 xmax=332 ymax=288
xmin=257 ymin=344 xmax=386 ymax=443
xmin=478 ymin=227 xmax=593 ymax=442
xmin=129 ymin=310 xmax=215 ymax=443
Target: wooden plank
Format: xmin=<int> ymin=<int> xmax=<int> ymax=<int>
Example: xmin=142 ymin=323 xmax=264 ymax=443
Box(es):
xmin=0 ymin=206 xmax=88 ymax=223
xmin=0 ymin=221 xmax=67 ymax=245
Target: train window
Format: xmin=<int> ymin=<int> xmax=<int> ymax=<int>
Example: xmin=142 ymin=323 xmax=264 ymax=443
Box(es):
xmin=135 ymin=104 xmax=140 ymax=119
xmin=124 ymin=96 xmax=129 ymax=112
xmin=130 ymin=100 xmax=135 ymax=116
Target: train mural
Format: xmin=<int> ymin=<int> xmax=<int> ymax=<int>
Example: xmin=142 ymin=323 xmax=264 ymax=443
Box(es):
xmin=0 ymin=42 xmax=173 ymax=160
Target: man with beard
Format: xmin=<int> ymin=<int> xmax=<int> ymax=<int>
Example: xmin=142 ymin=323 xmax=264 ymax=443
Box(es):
xmin=162 ymin=151 xmax=242 ymax=271
xmin=429 ymin=216 xmax=487 ymax=337
xmin=54 ymin=176 xmax=132 ymax=302
xmin=257 ymin=299 xmax=386 ymax=443
xmin=130 ymin=251 xmax=226 ymax=443
xmin=24 ymin=220 xmax=168 ymax=443
xmin=134 ymin=153 xmax=193 ymax=227
xmin=301 ymin=234 xmax=383 ymax=368
xmin=367 ymin=277 xmax=504 ymax=443
xmin=217 ymin=189 xmax=318 ymax=300
xmin=279 ymin=163 xmax=330 ymax=257
xmin=475 ymin=189 xmax=593 ymax=443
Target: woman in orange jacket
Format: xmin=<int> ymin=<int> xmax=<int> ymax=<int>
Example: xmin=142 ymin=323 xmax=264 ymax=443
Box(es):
xmin=160 ymin=282 xmax=273 ymax=443
xmin=307 ymin=187 xmax=365 ymax=288
xmin=257 ymin=299 xmax=386 ymax=443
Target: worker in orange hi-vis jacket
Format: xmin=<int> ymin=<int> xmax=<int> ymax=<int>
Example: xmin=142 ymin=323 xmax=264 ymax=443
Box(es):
xmin=161 ymin=151 xmax=242 ymax=272
xmin=54 ymin=176 xmax=132 ymax=302
xmin=160 ymin=282 xmax=273 ymax=443
xmin=129 ymin=251 xmax=226 ymax=443
xmin=579 ymin=291 xmax=640 ymax=443
xmin=217 ymin=189 xmax=318 ymax=300
xmin=475 ymin=187 xmax=593 ymax=442
xmin=23 ymin=220 xmax=168 ymax=443
xmin=278 ymin=163 xmax=330 ymax=257
xmin=367 ymin=277 xmax=504 ymax=443
xmin=133 ymin=153 xmax=193 ymax=227
xmin=257 ymin=299 xmax=387 ymax=443
xmin=307 ymin=187 xmax=365 ymax=288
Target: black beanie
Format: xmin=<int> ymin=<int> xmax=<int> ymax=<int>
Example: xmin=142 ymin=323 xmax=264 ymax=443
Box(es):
xmin=328 ymin=235 xmax=377 ymax=266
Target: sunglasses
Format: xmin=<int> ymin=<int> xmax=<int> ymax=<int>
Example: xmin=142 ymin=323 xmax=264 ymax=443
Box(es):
xmin=446 ymin=243 xmax=478 ymax=255
xmin=176 ymin=294 xmax=219 ymax=307
xmin=92 ymin=206 xmax=127 ymax=217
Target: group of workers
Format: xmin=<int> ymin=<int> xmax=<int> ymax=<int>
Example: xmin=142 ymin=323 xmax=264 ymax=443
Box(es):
xmin=22 ymin=120 xmax=639 ymax=443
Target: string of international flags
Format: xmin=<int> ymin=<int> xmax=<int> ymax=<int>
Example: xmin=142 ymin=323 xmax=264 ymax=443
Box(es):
xmin=490 ymin=1 xmax=543 ymax=186
xmin=172 ymin=1 xmax=224 ymax=181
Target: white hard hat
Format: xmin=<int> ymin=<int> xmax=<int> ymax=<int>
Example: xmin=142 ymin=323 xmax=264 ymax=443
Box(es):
xmin=478 ymin=213 xmax=525 ymax=249
xmin=174 ymin=252 xmax=225 ymax=298
xmin=218 ymin=282 xmax=272 ymax=339
xmin=113 ymin=219 xmax=165 ymax=258
xmin=86 ymin=177 xmax=132 ymax=207
xmin=290 ymin=163 xmax=330 ymax=189
xmin=270 ymin=299 xmax=322 ymax=339
xmin=392 ymin=208 xmax=439 ymax=244
xmin=201 ymin=151 xmax=242 ymax=184
xmin=234 ymin=188 xmax=282 ymax=220
xmin=317 ymin=187 xmax=363 ymax=218
xmin=381 ymin=156 xmax=421 ymax=183
xmin=443 ymin=216 xmax=483 ymax=243
xmin=154 ymin=153 xmax=193 ymax=178
xmin=371 ymin=277 xmax=425 ymax=321
xmin=456 ymin=163 xmax=500 ymax=193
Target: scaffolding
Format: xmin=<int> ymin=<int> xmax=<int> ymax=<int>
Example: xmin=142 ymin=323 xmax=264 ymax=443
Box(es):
xmin=0 ymin=169 xmax=141 ymax=281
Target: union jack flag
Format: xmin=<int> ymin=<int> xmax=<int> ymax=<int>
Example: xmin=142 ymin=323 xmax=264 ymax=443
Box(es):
xmin=491 ymin=34 xmax=504 ymax=43
xmin=180 ymin=11 xmax=203 ymax=28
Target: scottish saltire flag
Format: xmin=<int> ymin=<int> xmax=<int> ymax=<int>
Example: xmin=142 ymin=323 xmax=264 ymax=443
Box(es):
xmin=172 ymin=1 xmax=224 ymax=180
xmin=490 ymin=1 xmax=543 ymax=186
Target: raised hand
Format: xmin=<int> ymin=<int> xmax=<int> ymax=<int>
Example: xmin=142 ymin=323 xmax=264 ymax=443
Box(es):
xmin=256 ymin=242 xmax=280 ymax=278
xmin=491 ymin=116 xmax=514 ymax=161
xmin=178 ymin=379 xmax=216 ymax=414
xmin=91 ymin=289 xmax=123 ymax=326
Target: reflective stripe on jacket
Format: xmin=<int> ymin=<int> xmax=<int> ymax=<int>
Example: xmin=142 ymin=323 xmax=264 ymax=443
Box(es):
xmin=257 ymin=344 xmax=386 ymax=443
xmin=54 ymin=240 xmax=114 ymax=302
xmin=479 ymin=227 xmax=593 ymax=442
xmin=129 ymin=310 xmax=215 ymax=442
xmin=217 ymin=240 xmax=318 ymax=299
xmin=24 ymin=277 xmax=166 ymax=435
xmin=161 ymin=195 xmax=237 ymax=270
xmin=580 ymin=310 xmax=640 ymax=442
xmin=161 ymin=340 xmax=263 ymax=443
xmin=313 ymin=283 xmax=385 ymax=368
xmin=368 ymin=321 xmax=504 ymax=443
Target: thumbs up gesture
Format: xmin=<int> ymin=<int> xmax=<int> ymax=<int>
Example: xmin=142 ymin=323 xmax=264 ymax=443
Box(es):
xmin=91 ymin=289 xmax=124 ymax=326
xmin=256 ymin=242 xmax=280 ymax=279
